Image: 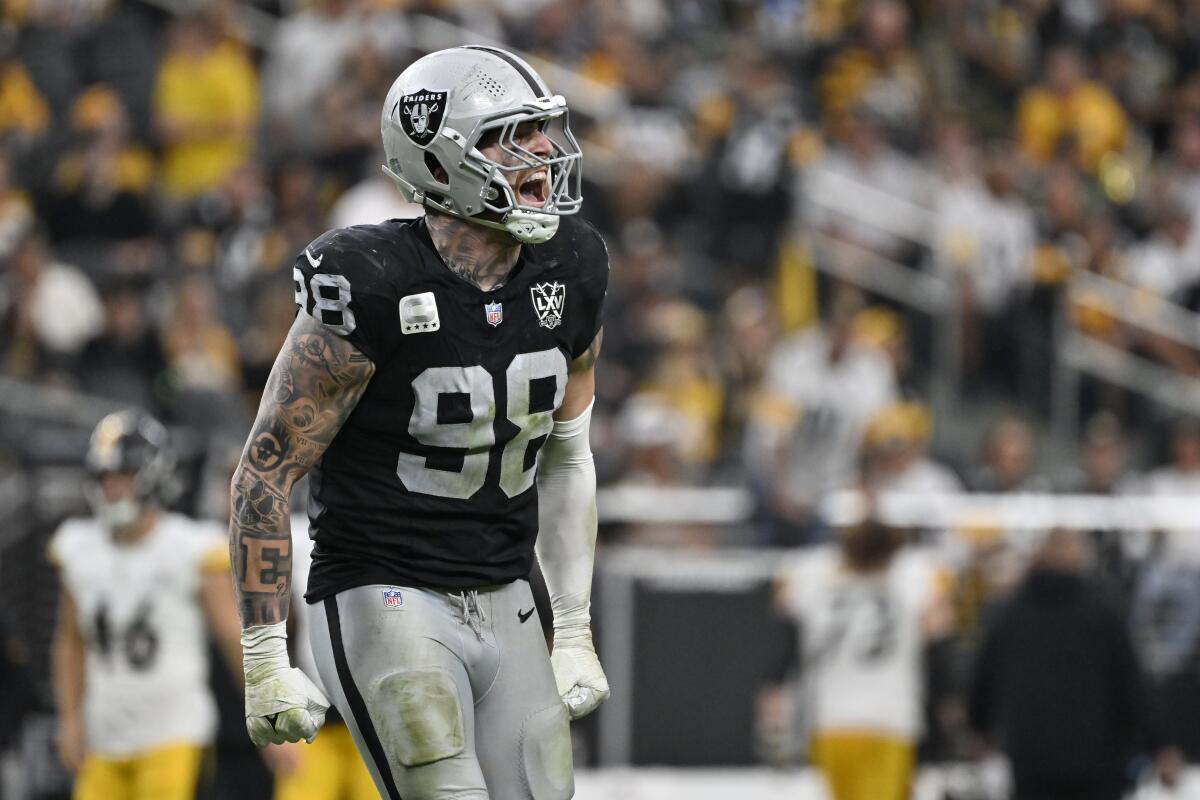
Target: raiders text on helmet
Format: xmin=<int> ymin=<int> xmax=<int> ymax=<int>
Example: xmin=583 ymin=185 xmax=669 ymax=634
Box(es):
xmin=381 ymin=46 xmax=582 ymax=244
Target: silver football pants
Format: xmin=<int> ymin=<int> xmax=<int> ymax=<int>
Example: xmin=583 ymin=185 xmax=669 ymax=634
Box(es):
xmin=308 ymin=580 xmax=573 ymax=800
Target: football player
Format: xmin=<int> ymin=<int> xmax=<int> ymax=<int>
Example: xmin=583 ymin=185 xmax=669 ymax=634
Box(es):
xmin=230 ymin=46 xmax=609 ymax=800
xmin=773 ymin=516 xmax=955 ymax=800
xmin=51 ymin=410 xmax=243 ymax=800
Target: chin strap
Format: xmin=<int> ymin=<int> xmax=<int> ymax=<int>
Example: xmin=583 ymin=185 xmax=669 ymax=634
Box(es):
xmin=382 ymin=163 xmax=561 ymax=244
xmin=475 ymin=209 xmax=561 ymax=244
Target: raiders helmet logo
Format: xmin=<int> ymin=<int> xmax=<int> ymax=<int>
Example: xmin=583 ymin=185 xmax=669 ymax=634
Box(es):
xmin=531 ymin=282 xmax=565 ymax=329
xmin=398 ymin=89 xmax=448 ymax=147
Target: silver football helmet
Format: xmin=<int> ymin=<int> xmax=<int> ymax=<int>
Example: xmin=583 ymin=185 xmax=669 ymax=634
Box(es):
xmin=381 ymin=46 xmax=582 ymax=244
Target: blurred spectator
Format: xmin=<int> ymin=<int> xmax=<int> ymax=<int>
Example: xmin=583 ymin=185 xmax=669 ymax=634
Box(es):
xmin=714 ymin=285 xmax=778 ymax=453
xmin=76 ymin=277 xmax=167 ymax=412
xmin=967 ymin=415 xmax=1051 ymax=493
xmin=239 ymin=285 xmax=297 ymax=398
xmin=969 ymin=528 xmax=1180 ymax=800
xmin=1019 ymin=163 xmax=1091 ymax=410
xmin=636 ymin=300 xmax=724 ymax=470
xmin=0 ymin=229 xmax=104 ymax=377
xmin=1016 ymin=45 xmax=1128 ymax=173
xmin=314 ymin=45 xmax=394 ymax=184
xmin=948 ymin=517 xmax=1024 ymax=642
xmin=329 ymin=179 xmax=420 ymax=230
xmin=805 ymin=107 xmax=931 ymax=264
xmin=1058 ymin=412 xmax=1135 ymax=496
xmin=161 ymin=274 xmax=242 ymax=396
xmin=1034 ymin=162 xmax=1089 ymax=258
xmin=42 ymin=85 xmax=154 ymax=245
xmin=154 ymin=13 xmax=259 ymax=200
xmin=745 ymin=293 xmax=898 ymax=544
xmin=1138 ymin=416 xmax=1200 ymax=564
xmin=608 ymin=393 xmax=716 ymax=548
xmin=0 ymin=51 xmax=50 ymax=148
xmin=204 ymin=163 xmax=278 ymax=300
xmin=1119 ymin=200 xmax=1200 ymax=302
xmin=819 ymin=0 xmax=929 ymax=149
xmin=694 ymin=52 xmax=802 ymax=279
xmin=1058 ymin=413 xmax=1139 ymax=595
xmin=1017 ymin=45 xmax=1128 ymax=172
xmin=584 ymin=28 xmax=690 ymax=239
xmin=271 ymin=160 xmax=328 ymax=256
xmin=1165 ymin=115 xmax=1200 ymax=221
xmin=327 ymin=155 xmax=423 ymax=228
xmin=861 ymin=402 xmax=961 ymax=497
xmin=614 ymin=393 xmax=688 ymax=488
xmin=932 ymin=132 xmax=1034 ymax=391
xmin=947 ymin=0 xmax=1042 ymax=131
xmin=851 ymin=306 xmax=914 ymax=396
xmin=1087 ymin=0 xmax=1177 ymax=125
xmin=859 ymin=400 xmax=961 ymax=552
xmin=1131 ymin=509 xmax=1200 ymax=762
xmin=260 ymin=0 xmax=404 ymax=154
xmin=0 ymin=148 xmax=33 ymax=258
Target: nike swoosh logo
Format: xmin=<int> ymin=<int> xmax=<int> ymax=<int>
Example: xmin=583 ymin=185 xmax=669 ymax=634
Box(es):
xmin=306 ymin=247 xmax=323 ymax=269
xmin=518 ymin=607 xmax=535 ymax=624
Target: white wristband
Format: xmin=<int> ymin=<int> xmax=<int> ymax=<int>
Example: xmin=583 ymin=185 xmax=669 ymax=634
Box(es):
xmin=241 ymin=621 xmax=289 ymax=671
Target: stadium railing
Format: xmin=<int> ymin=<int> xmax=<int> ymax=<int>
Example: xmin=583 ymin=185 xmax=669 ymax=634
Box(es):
xmin=801 ymin=162 xmax=1200 ymax=450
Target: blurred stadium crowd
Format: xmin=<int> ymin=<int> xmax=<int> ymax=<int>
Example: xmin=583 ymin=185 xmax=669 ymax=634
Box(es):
xmin=7 ymin=0 xmax=1200 ymax=794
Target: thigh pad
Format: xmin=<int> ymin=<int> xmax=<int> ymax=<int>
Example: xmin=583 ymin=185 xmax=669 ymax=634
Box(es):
xmin=367 ymin=668 xmax=466 ymax=768
xmin=519 ymin=702 xmax=573 ymax=800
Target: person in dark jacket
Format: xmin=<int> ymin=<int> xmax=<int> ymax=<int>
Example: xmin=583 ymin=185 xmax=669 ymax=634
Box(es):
xmin=968 ymin=527 xmax=1181 ymax=800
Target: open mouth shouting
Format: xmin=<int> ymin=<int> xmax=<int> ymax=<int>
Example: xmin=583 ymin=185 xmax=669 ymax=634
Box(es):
xmin=516 ymin=169 xmax=550 ymax=208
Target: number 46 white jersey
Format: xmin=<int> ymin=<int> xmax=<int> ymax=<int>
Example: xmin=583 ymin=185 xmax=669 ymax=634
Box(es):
xmin=49 ymin=513 xmax=227 ymax=758
xmin=779 ymin=546 xmax=950 ymax=740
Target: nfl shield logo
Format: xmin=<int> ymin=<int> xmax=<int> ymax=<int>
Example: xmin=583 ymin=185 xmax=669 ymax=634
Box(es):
xmin=485 ymin=301 xmax=503 ymax=327
xmin=530 ymin=282 xmax=566 ymax=329
xmin=383 ymin=589 xmax=403 ymax=608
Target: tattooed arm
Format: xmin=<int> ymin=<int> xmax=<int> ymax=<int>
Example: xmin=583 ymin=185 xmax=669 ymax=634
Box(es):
xmin=230 ymin=313 xmax=374 ymax=627
xmin=231 ymin=312 xmax=373 ymax=746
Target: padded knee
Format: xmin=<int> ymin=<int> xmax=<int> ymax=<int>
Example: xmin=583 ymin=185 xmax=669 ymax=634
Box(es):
xmin=367 ymin=668 xmax=466 ymax=767
xmin=519 ymin=702 xmax=573 ymax=800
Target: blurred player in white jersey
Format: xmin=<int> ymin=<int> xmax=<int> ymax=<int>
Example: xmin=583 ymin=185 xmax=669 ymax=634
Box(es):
xmin=775 ymin=516 xmax=955 ymax=800
xmin=50 ymin=410 xmax=243 ymax=800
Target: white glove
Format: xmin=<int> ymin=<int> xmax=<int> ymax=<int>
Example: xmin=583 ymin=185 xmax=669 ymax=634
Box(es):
xmin=242 ymin=622 xmax=329 ymax=746
xmin=550 ymin=625 xmax=610 ymax=720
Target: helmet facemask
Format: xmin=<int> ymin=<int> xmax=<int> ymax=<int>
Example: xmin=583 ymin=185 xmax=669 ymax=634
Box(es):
xmin=470 ymin=106 xmax=582 ymax=219
xmin=383 ymin=90 xmax=583 ymax=244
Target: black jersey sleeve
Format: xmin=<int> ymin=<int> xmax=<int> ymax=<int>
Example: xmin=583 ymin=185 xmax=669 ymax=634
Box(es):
xmin=292 ymin=228 xmax=400 ymax=364
xmin=568 ymin=220 xmax=609 ymax=360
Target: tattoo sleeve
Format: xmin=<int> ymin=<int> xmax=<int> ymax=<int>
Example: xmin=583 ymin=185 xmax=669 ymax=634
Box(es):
xmin=229 ymin=314 xmax=374 ymax=628
xmin=571 ymin=327 xmax=603 ymax=373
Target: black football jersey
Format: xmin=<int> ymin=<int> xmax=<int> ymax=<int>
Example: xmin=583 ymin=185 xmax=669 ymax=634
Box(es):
xmin=293 ymin=215 xmax=607 ymax=600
